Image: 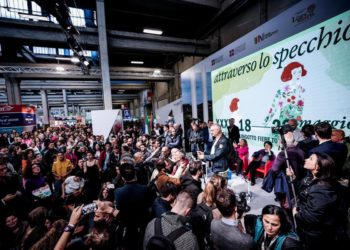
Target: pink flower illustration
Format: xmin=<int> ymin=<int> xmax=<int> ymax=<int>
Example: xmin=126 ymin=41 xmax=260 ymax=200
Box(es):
xmin=269 ymin=108 xmax=272 ymax=113
xmin=278 ymin=101 xmax=283 ymax=107
xmin=297 ymin=100 xmax=304 ymax=107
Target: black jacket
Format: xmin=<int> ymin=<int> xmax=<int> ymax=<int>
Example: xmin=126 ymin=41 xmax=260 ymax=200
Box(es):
xmin=180 ymin=172 xmax=202 ymax=203
xmin=204 ymin=134 xmax=231 ymax=173
xmin=309 ymin=140 xmax=348 ymax=179
xmin=228 ymin=125 xmax=240 ymax=144
xmin=295 ymin=177 xmax=338 ymax=238
xmin=151 ymin=197 xmax=171 ymax=218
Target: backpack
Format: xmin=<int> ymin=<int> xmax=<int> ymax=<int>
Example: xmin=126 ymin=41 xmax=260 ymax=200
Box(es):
xmin=189 ymin=203 xmax=213 ymax=249
xmin=147 ymin=175 xmax=160 ymax=200
xmin=146 ymin=218 xmax=189 ymax=250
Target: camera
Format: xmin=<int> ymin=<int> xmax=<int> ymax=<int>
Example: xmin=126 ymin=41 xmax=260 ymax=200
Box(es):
xmin=271 ymin=124 xmax=293 ymax=134
xmin=236 ymin=192 xmax=251 ymax=218
xmin=81 ymin=203 xmax=98 ymax=215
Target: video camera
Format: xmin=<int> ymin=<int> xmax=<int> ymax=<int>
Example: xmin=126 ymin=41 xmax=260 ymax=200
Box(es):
xmin=271 ymin=124 xmax=293 ymax=134
xmin=236 ymin=192 xmax=251 ymax=218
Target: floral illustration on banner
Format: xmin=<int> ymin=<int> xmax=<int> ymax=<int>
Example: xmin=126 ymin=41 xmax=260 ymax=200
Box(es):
xmin=229 ymin=98 xmax=240 ymax=112
xmin=264 ymin=62 xmax=307 ymax=125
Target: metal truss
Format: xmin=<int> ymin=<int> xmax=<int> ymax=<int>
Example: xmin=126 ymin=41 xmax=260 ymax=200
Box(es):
xmin=0 ymin=65 xmax=175 ymax=80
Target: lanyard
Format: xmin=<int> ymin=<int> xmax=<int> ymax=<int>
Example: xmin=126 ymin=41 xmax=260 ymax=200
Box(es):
xmin=261 ymin=232 xmax=278 ymax=250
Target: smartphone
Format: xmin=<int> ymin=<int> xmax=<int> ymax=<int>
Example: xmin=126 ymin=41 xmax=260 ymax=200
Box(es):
xmin=107 ymin=183 xmax=115 ymax=189
xmin=81 ymin=203 xmax=98 ymax=215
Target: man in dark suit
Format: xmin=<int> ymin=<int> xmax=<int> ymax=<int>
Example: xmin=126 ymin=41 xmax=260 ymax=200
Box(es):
xmin=310 ymin=122 xmax=348 ymax=179
xmin=198 ymin=124 xmax=231 ymax=173
xmin=228 ymin=118 xmax=240 ymax=144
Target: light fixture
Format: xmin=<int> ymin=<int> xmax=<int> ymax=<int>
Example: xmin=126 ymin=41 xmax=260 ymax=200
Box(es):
xmin=83 ymin=60 xmax=89 ymax=66
xmin=71 ymin=57 xmax=79 ymax=63
xmin=131 ymin=61 xmax=144 ymax=65
xmin=56 ymin=66 xmax=65 ymax=72
xmin=55 ymin=57 xmax=70 ymax=61
xmin=154 ymin=69 xmax=161 ymax=74
xmin=143 ymin=28 xmax=163 ymax=35
xmin=18 ymin=12 xmax=50 ymax=21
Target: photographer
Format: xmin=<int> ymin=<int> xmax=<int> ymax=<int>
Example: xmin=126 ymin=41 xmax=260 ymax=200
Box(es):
xmin=264 ymin=127 xmax=305 ymax=224
xmin=271 ymin=131 xmax=305 ymax=186
xmin=188 ymin=121 xmax=204 ymax=159
xmin=210 ymin=188 xmax=255 ymax=250
xmin=288 ymin=119 xmax=304 ymax=144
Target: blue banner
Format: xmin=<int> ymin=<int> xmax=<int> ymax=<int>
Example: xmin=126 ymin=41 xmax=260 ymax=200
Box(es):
xmin=0 ymin=113 xmax=36 ymax=127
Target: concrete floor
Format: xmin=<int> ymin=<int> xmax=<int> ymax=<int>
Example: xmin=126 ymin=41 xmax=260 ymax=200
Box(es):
xmin=228 ymin=175 xmax=279 ymax=215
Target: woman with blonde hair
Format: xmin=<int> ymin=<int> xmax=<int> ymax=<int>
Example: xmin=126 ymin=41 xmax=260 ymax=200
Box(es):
xmin=197 ymin=174 xmax=226 ymax=206
xmin=191 ymin=178 xmax=222 ymax=250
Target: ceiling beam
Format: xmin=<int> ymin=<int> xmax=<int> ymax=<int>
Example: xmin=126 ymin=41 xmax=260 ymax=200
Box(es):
xmin=0 ymin=63 xmax=175 ymax=80
xmin=19 ymin=46 xmax=37 ymax=63
xmin=0 ymin=18 xmax=210 ymax=56
xmin=20 ymin=94 xmax=139 ymax=100
xmin=19 ymin=80 xmax=151 ymax=90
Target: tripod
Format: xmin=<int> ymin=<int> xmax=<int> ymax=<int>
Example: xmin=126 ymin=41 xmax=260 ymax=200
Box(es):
xmin=278 ymin=130 xmax=298 ymax=229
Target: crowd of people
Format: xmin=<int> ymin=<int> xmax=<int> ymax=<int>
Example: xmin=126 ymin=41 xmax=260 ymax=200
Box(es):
xmin=0 ymin=117 xmax=349 ymax=250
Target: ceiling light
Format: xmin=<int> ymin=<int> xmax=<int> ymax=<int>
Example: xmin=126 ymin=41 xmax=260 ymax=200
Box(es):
xmin=143 ymin=28 xmax=163 ymax=35
xmin=154 ymin=69 xmax=161 ymax=74
xmin=55 ymin=57 xmax=72 ymax=61
xmin=18 ymin=13 xmax=49 ymax=21
xmin=131 ymin=61 xmax=144 ymax=65
xmin=71 ymin=57 xmax=80 ymax=63
xmin=56 ymin=66 xmax=65 ymax=72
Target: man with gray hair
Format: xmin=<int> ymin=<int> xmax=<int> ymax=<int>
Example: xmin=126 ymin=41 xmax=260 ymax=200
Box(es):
xmin=197 ymin=124 xmax=231 ymax=173
xmin=288 ymin=118 xmax=304 ymax=143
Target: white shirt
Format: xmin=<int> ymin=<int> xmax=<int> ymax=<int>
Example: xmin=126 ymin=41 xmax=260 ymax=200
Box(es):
xmin=221 ymin=217 xmax=238 ymax=226
xmin=64 ymin=176 xmax=85 ymax=194
xmin=210 ymin=135 xmax=222 ymax=155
